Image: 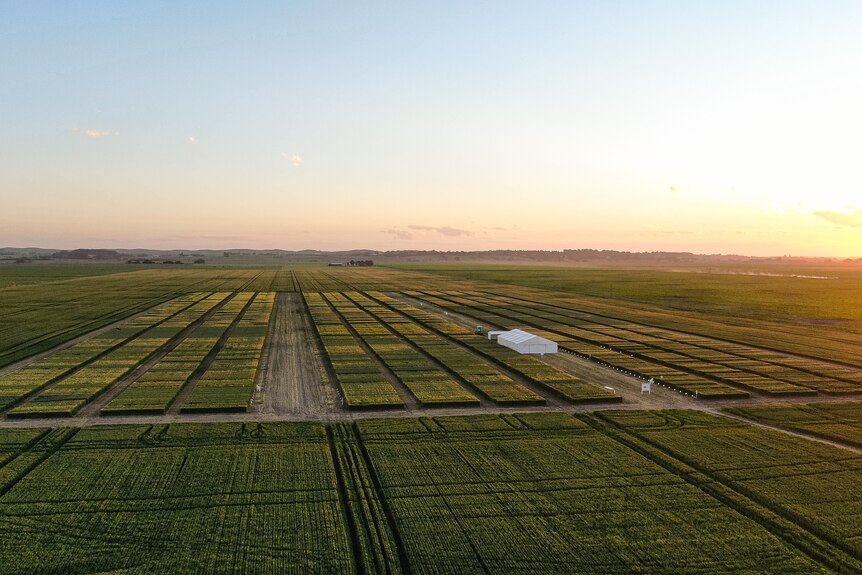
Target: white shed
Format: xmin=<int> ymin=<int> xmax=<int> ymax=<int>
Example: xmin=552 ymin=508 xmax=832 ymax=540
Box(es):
xmin=496 ymin=329 xmax=558 ymax=355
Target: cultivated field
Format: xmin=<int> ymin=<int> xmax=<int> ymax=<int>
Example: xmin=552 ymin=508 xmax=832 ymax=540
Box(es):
xmin=1 ymin=262 xmax=861 ymax=573
xmin=2 ymin=412 xmax=862 ymax=573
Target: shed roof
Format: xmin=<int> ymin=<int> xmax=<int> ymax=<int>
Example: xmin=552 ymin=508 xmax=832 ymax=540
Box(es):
xmin=498 ymin=329 xmax=553 ymax=345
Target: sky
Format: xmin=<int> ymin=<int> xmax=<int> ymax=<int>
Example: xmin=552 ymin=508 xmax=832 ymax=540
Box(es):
xmin=1 ymin=1 xmax=861 ymax=256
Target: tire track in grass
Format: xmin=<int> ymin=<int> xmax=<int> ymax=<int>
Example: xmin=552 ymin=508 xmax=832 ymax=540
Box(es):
xmin=717 ymin=407 xmax=862 ymax=454
xmin=0 ymin=428 xmax=52 ymax=471
xmin=166 ymin=293 xmax=259 ymax=415
xmin=353 ymin=419 xmax=490 ymax=575
xmin=582 ymin=412 xmax=862 ymax=574
xmin=328 ymin=422 xmax=403 ymax=574
xmin=0 ymin=428 xmax=78 ymax=497
xmin=326 ymin=424 xmax=367 ymax=575
xmin=350 ymin=422 xmax=416 ymax=575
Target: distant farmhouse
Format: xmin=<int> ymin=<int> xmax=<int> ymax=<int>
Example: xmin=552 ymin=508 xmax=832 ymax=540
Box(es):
xmin=328 ymin=260 xmax=374 ymax=267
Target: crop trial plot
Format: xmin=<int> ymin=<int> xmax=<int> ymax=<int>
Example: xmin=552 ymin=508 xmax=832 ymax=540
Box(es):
xmin=101 ymin=292 xmax=255 ymax=415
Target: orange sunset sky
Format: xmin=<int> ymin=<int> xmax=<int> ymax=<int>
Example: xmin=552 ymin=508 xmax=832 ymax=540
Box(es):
xmin=2 ymin=2 xmax=861 ymax=256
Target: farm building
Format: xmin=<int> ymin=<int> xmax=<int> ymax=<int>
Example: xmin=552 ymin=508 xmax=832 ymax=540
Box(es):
xmin=489 ymin=329 xmax=558 ymax=355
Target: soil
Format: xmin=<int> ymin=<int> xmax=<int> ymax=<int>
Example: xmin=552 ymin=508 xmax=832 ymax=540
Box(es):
xmin=252 ymin=293 xmax=341 ymax=417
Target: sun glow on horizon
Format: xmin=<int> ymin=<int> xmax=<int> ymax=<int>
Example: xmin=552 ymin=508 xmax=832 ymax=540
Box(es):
xmin=1 ymin=2 xmax=861 ymax=257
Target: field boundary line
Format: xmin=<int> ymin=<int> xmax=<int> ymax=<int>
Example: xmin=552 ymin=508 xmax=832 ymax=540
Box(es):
xmin=330 ymin=422 xmax=403 ymax=574
xmin=0 ymin=428 xmax=52 ymax=471
xmin=0 ymin=294 xmax=215 ymax=417
xmin=326 ymin=425 xmax=369 ymax=575
xmin=168 ymin=292 xmax=258 ymax=414
xmin=320 ymin=293 xmax=419 ymax=410
xmin=351 ymin=422 xmax=415 ymax=575
xmin=343 ymin=292 xmax=488 ymax=408
xmin=475 ymin=289 xmax=862 ymax=371
xmin=715 ymin=408 xmax=862 ymax=455
xmin=80 ymin=291 xmax=245 ymax=417
xmin=0 ymin=428 xmax=79 ymax=498
xmin=586 ymin=412 xmax=862 ymax=572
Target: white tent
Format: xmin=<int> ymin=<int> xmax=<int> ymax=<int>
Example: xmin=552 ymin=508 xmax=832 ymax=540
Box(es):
xmin=496 ymin=329 xmax=558 ymax=355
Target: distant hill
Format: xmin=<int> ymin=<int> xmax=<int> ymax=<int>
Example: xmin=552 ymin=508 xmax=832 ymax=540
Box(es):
xmin=51 ymin=249 xmax=122 ymax=260
xmin=1 ymin=246 xmax=859 ymax=265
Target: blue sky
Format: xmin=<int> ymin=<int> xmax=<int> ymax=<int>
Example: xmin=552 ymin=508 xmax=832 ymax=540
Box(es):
xmin=2 ymin=1 xmax=861 ymax=255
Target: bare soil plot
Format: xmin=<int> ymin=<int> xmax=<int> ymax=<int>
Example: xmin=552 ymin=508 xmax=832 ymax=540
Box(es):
xmin=252 ymin=293 xmax=342 ymax=416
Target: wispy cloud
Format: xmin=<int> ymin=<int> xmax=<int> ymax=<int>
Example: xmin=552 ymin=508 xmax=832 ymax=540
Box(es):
xmin=381 ymin=228 xmax=413 ymax=240
xmin=282 ymin=152 xmax=304 ymax=166
xmin=813 ymin=208 xmax=862 ymax=228
xmin=75 ymin=128 xmax=117 ymax=138
xmin=407 ymin=225 xmax=473 ymax=237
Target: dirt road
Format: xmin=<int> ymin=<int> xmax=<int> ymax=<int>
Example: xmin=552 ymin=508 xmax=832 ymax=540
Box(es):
xmin=251 ymin=293 xmax=341 ymax=416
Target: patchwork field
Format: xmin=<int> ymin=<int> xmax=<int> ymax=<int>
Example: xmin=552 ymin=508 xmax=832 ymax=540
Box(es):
xmin=1 ymin=262 xmax=861 ymax=573
xmin=395 ymin=264 xmax=862 ymax=365
xmin=1 ymin=263 xmax=861 ymax=422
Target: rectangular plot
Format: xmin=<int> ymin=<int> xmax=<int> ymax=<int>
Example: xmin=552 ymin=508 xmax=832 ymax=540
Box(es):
xmin=6 ymin=293 xmax=231 ymax=417
xmin=304 ymin=292 xmax=403 ymax=409
xmin=324 ymin=293 xmax=478 ymax=407
xmin=180 ymin=293 xmax=275 ymax=412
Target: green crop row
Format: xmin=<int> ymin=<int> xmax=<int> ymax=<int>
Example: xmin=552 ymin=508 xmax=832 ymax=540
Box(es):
xmin=304 ymin=292 xmax=403 ymax=409
xmin=0 ymin=293 xmax=215 ymax=413
xmin=101 ymin=293 xmax=256 ymax=415
xmin=5 ymin=412 xmax=862 ymax=573
xmin=598 ymin=409 xmax=862 ymax=571
xmin=5 ymin=293 xmax=231 ymax=418
xmin=377 ymin=292 xmax=620 ymax=404
xmin=180 ymin=293 xmax=275 ymax=412
xmin=0 ymin=422 xmax=354 ymax=573
xmin=564 ymin=341 xmax=747 ymax=398
xmin=323 ymin=293 xmax=479 ymax=407
xmin=450 ymin=289 xmax=862 ymax=396
xmin=348 ymin=292 xmax=545 ymax=405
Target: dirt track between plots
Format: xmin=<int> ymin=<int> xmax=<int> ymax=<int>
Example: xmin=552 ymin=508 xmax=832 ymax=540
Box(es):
xmin=251 ymin=293 xmax=340 ymax=416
